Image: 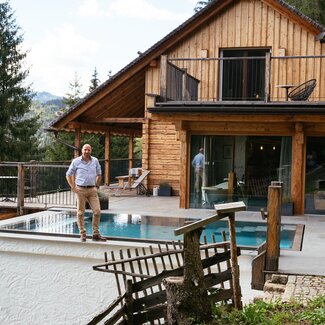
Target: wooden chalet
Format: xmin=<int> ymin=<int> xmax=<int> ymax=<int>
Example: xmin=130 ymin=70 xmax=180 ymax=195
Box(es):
xmin=49 ymin=0 xmax=325 ymax=215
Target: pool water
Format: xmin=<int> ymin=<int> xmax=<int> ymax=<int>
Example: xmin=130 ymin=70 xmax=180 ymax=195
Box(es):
xmin=0 ymin=210 xmax=297 ymax=248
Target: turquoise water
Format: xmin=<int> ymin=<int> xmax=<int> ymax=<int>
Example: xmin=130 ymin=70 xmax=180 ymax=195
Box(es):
xmin=0 ymin=210 xmax=297 ymax=248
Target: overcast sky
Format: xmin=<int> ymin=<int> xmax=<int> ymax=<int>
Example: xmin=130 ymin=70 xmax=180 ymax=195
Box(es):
xmin=9 ymin=0 xmax=198 ymax=97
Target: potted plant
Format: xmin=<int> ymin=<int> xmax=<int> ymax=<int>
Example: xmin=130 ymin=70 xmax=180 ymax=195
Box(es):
xmin=158 ymin=182 xmax=172 ymax=196
xmin=98 ymin=189 xmax=109 ymax=210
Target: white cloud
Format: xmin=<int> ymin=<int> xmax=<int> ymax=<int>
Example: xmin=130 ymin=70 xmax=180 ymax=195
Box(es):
xmin=77 ymin=0 xmax=189 ymax=21
xmin=26 ymin=24 xmax=99 ymax=95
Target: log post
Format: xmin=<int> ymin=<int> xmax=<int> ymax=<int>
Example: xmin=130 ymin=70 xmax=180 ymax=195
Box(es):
xmin=228 ymin=212 xmax=242 ymax=309
xmin=164 ymin=228 xmax=212 ymax=324
xmin=265 ymin=185 xmax=282 ymax=271
xmin=125 ymin=279 xmax=134 ymax=324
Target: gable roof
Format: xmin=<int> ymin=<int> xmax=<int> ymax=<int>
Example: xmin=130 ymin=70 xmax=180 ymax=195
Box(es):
xmin=49 ymin=0 xmax=325 ymax=132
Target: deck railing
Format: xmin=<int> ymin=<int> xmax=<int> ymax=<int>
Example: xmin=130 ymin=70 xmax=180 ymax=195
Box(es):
xmin=163 ymin=54 xmax=325 ymax=102
xmin=0 ymin=158 xmax=141 ymax=213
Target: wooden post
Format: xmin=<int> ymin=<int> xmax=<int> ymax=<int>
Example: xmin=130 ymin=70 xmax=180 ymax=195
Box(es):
xmin=227 ymin=212 xmax=242 ymax=309
xmin=17 ymin=163 xmax=25 ymax=216
xmin=265 ymin=52 xmax=271 ymax=102
xmin=228 ymin=171 xmax=235 ymax=201
xmin=128 ymin=133 xmax=134 ymax=172
xmin=179 ymin=128 xmax=188 ymax=208
xmin=125 ymin=279 xmax=134 ymax=323
xmin=29 ymin=160 xmax=37 ymax=198
xmin=292 ymin=123 xmax=305 ymax=214
xmin=104 ymin=132 xmax=110 ymax=186
xmin=160 ymin=55 xmax=168 ymax=101
xmin=265 ymin=185 xmax=282 ymax=271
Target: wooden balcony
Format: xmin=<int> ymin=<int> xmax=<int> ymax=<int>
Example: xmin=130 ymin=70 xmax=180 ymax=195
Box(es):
xmin=159 ymin=54 xmax=325 ymax=103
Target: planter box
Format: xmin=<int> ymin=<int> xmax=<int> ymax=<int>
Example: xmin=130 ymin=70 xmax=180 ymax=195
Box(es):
xmin=282 ymin=202 xmax=293 ymax=216
xmin=158 ymin=186 xmax=172 ymax=196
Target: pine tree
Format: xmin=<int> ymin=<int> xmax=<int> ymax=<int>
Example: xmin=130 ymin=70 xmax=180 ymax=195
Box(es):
xmin=89 ymin=67 xmax=100 ymax=93
xmin=286 ymin=0 xmax=325 ymax=25
xmin=62 ymin=72 xmax=84 ymax=108
xmin=0 ymin=1 xmax=42 ymax=161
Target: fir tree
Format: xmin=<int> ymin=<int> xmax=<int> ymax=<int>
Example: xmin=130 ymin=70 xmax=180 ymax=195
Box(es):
xmin=89 ymin=67 xmax=100 ymax=93
xmin=0 ymin=1 xmax=42 ymax=161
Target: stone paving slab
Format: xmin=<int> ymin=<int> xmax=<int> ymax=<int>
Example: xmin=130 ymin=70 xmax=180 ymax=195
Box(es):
xmin=264 ymin=274 xmax=325 ymax=305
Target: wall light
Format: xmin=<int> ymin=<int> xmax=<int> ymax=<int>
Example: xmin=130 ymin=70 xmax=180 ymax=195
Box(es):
xmin=260 ymin=145 xmax=264 ymax=150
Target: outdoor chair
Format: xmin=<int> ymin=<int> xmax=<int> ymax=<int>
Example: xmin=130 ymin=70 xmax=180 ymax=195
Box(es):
xmin=111 ymin=169 xmax=150 ymax=196
xmin=288 ymin=79 xmax=316 ymax=101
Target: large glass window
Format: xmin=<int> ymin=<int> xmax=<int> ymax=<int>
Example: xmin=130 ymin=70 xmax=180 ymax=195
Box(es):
xmin=190 ymin=135 xmax=292 ymax=212
xmin=221 ymin=49 xmax=268 ymax=101
xmin=305 ymin=137 xmax=325 ymax=214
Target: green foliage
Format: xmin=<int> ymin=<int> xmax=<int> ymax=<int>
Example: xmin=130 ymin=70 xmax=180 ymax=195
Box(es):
xmin=286 ymin=0 xmax=325 ymax=26
xmin=194 ymin=1 xmax=213 ymax=13
xmin=62 ymin=72 xmax=84 ymax=108
xmin=89 ymin=67 xmax=101 ymax=93
xmin=192 ymin=295 xmax=325 ymax=325
xmin=194 ymin=0 xmax=325 ymax=25
xmin=0 ymin=1 xmax=42 ymax=161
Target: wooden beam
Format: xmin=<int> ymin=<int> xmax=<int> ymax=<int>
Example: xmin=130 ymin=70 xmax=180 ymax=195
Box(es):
xmin=89 ymin=118 xmax=147 ymax=124
xmin=174 ymin=202 xmax=246 ymax=236
xmin=67 ymin=122 xmax=142 ymax=137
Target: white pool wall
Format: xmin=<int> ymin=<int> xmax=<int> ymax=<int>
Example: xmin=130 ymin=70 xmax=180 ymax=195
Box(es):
xmin=0 ymin=232 xmax=260 ymax=325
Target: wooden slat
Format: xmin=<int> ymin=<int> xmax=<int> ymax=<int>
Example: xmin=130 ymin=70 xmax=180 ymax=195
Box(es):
xmin=87 ymin=294 xmax=125 ymax=325
xmin=174 ymin=201 xmax=246 ymax=236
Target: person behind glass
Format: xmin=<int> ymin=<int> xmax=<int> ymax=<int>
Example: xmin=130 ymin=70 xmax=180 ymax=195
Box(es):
xmin=192 ymin=148 xmax=205 ymax=194
xmin=66 ymin=144 xmax=106 ymax=242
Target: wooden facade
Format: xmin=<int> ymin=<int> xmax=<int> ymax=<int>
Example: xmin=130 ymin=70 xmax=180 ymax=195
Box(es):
xmin=49 ymin=0 xmax=325 ymax=215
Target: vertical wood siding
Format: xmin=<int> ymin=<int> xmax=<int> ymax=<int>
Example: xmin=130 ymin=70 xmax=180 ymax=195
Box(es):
xmin=165 ymin=0 xmax=324 ymax=101
xmin=144 ymin=0 xmax=325 ymax=196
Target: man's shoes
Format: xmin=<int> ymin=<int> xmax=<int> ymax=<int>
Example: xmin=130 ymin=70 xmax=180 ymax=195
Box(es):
xmin=80 ymin=233 xmax=87 ymax=242
xmin=92 ymin=234 xmax=106 ymax=242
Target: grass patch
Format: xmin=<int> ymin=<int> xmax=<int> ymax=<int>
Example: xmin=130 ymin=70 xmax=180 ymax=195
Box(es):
xmin=192 ymin=295 xmax=325 ymax=325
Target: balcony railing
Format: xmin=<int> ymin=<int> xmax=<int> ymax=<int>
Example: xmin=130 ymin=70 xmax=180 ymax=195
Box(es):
xmin=160 ymin=54 xmax=325 ymax=103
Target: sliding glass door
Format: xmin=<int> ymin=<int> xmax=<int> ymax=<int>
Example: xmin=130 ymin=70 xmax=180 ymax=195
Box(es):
xmin=190 ymin=135 xmax=292 ymax=211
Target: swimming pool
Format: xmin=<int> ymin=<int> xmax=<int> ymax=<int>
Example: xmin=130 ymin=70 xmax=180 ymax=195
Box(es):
xmin=0 ymin=210 xmax=302 ymax=249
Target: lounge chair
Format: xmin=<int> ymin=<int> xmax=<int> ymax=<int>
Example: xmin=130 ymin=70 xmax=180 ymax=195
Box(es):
xmin=130 ymin=169 xmax=150 ymax=196
xmin=112 ymin=169 xmax=150 ymax=196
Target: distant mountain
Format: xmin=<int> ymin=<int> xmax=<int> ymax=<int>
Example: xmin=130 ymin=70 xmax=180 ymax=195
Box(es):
xmin=34 ymin=91 xmax=63 ymax=104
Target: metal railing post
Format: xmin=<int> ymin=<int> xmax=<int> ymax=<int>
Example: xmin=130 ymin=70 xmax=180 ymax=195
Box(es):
xmin=17 ymin=163 xmax=25 ymax=215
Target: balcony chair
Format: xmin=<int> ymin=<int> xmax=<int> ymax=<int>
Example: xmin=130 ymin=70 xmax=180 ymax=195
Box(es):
xmin=288 ymin=79 xmax=316 ymax=101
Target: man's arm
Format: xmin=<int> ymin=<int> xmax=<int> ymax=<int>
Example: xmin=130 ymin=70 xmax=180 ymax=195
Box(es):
xmin=95 ymin=175 xmax=102 ymax=188
xmin=66 ymin=175 xmax=77 ymax=192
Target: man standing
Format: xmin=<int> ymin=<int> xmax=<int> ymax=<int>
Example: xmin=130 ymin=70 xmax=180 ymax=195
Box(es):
xmin=192 ymin=148 xmax=205 ymax=194
xmin=66 ymin=144 xmax=106 ymax=242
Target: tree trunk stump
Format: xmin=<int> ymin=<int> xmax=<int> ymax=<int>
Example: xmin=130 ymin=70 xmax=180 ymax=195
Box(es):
xmin=163 ymin=228 xmax=212 ymax=324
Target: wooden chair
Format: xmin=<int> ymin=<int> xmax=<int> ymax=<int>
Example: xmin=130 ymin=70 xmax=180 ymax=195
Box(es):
xmin=130 ymin=169 xmax=150 ymax=196
xmin=288 ymin=79 xmax=316 ymax=101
